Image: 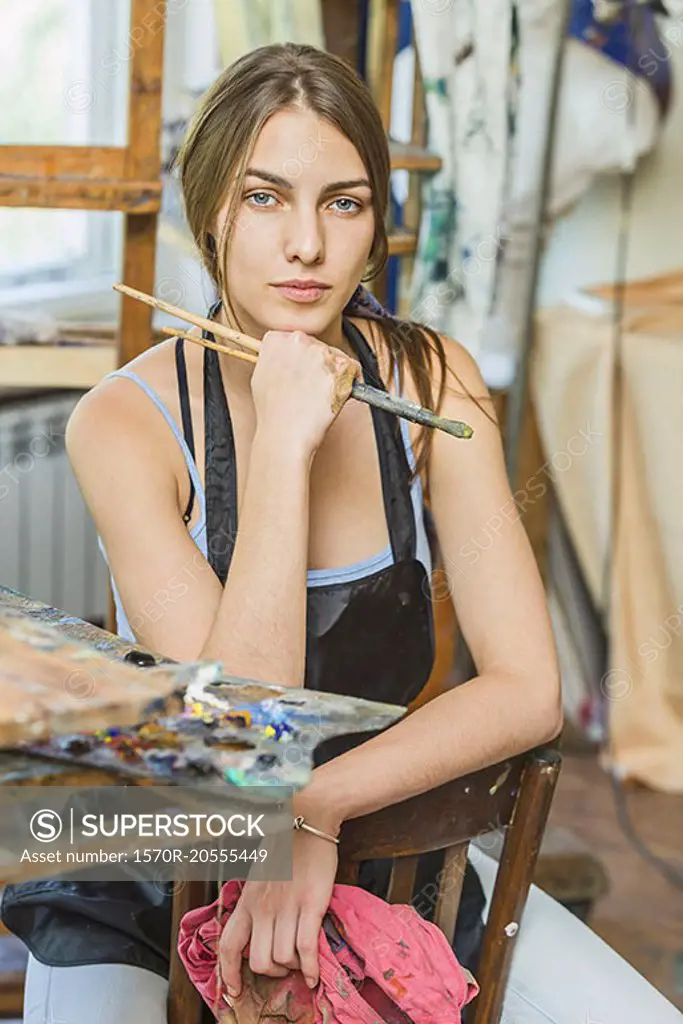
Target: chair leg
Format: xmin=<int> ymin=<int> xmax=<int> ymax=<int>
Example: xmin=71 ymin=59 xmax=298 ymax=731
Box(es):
xmin=0 ymin=970 xmax=24 ymax=1017
xmin=167 ymin=879 xmax=212 ymax=1024
xmin=469 ymin=747 xmax=561 ymax=1024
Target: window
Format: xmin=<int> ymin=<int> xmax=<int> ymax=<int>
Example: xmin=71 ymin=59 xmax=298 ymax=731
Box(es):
xmin=0 ymin=0 xmax=130 ymax=296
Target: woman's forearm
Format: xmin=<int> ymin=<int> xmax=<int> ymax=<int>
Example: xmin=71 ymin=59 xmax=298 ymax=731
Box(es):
xmin=294 ymin=671 xmax=562 ymax=832
xmin=199 ymin=426 xmax=312 ymax=686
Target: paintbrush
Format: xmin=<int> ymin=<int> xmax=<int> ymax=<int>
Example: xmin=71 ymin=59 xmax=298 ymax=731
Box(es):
xmin=114 ymin=283 xmax=474 ymax=439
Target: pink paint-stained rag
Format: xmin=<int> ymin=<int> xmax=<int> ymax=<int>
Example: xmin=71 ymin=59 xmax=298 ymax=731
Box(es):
xmin=177 ymin=880 xmax=479 ymax=1023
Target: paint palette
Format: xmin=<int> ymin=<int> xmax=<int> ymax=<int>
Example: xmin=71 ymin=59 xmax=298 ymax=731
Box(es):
xmin=0 ymin=586 xmax=407 ymax=790
xmin=0 ymin=606 xmax=219 ymax=747
xmin=23 ymin=675 xmax=406 ymax=790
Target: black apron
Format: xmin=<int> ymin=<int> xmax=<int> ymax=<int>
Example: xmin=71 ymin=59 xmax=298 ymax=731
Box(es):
xmin=1 ymin=310 xmax=484 ymax=980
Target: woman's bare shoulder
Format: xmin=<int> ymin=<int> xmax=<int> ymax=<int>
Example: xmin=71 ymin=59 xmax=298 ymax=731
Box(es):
xmin=65 ymin=336 xmax=191 ymax=492
xmin=435 ymin=332 xmax=497 ymax=409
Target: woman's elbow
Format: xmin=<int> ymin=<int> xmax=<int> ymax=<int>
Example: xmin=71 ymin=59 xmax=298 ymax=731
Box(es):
xmin=534 ymin=670 xmax=563 ymax=744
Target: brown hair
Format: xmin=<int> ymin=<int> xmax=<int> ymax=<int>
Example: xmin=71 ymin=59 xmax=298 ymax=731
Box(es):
xmin=175 ymin=42 xmax=489 ymax=485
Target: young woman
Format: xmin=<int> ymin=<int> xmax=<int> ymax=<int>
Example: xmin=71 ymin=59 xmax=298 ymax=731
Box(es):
xmin=5 ymin=42 xmax=677 ymax=1024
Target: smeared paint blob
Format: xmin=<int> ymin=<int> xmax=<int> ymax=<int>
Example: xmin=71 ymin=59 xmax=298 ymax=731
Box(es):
xmin=489 ymin=762 xmax=512 ymax=795
xmin=326 ymin=353 xmax=360 ymax=416
xmin=388 ymin=976 xmax=408 ymax=1000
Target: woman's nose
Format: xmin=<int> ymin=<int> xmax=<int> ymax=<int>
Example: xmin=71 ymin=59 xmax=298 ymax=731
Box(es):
xmin=283 ymin=209 xmax=324 ymax=264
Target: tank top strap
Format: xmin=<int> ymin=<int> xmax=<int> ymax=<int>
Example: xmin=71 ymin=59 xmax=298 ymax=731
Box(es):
xmin=105 ymin=368 xmax=205 ymax=526
xmin=391 ymin=361 xmax=418 ymax=472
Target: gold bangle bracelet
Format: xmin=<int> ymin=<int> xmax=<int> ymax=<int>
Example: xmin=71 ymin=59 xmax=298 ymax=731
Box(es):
xmin=292 ymin=815 xmax=340 ymax=845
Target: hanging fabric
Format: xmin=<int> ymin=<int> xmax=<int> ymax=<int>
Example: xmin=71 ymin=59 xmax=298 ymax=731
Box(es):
xmin=481 ymin=0 xmax=668 ymax=381
xmin=409 ymin=0 xmax=513 ymax=355
xmin=409 ymin=0 xmax=669 ymax=369
xmin=532 ymin=279 xmax=683 ymax=793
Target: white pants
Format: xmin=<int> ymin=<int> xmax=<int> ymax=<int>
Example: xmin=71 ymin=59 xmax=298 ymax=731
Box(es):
xmin=23 ymin=850 xmax=682 ymax=1024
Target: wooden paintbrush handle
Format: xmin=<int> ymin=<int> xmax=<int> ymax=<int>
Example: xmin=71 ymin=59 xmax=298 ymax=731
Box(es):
xmin=351 ymin=382 xmax=474 ymax=438
xmin=161 ymin=327 xmax=258 ymax=364
xmin=114 ymin=282 xmax=261 ymax=355
xmin=118 ymin=283 xmax=474 ymax=440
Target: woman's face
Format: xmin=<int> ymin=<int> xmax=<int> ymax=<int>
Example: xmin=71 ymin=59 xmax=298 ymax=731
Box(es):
xmin=215 ymin=107 xmax=376 ymax=345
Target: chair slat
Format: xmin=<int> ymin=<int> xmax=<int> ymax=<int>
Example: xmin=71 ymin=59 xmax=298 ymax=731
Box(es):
xmin=386 ymin=854 xmax=419 ymax=904
xmin=338 ymin=757 xmax=524 ymax=863
xmin=335 ymin=858 xmax=360 ymax=885
xmin=434 ymin=844 xmax=468 ymax=940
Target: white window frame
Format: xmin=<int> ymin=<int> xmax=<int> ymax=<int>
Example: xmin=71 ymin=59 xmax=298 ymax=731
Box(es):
xmin=0 ymin=0 xmax=129 ymax=317
xmin=0 ymin=0 xmax=219 ymax=322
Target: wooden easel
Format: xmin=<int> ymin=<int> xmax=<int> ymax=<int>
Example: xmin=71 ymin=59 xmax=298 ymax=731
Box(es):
xmin=0 ymin=0 xmax=166 ymax=384
xmin=0 ymin=5 xmax=166 ymax=1009
xmin=0 ymin=0 xmax=437 ymax=392
xmin=323 ymin=0 xmax=441 ymax=308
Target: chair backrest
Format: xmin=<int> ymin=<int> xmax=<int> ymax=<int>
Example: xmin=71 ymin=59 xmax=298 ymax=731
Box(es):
xmin=337 ymin=744 xmax=561 ymax=1023
xmin=167 ymin=747 xmax=560 ymax=1024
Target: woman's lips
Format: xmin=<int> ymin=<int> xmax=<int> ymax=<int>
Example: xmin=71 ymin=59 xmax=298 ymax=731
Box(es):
xmin=272 ymin=284 xmax=330 ymax=303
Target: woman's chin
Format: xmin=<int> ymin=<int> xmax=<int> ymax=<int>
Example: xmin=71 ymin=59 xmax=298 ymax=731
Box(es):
xmin=260 ymin=301 xmax=344 ymax=338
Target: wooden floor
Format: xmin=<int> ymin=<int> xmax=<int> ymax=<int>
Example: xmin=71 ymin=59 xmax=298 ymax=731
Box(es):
xmin=548 ymin=751 xmax=683 ymax=1010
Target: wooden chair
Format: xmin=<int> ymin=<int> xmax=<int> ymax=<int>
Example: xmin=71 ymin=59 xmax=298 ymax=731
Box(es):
xmin=337 ymin=745 xmax=561 ymax=1023
xmin=168 ymin=744 xmax=561 ymax=1024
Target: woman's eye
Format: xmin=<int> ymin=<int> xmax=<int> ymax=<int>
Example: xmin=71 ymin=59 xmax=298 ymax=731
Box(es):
xmin=246 ymin=191 xmax=276 ymax=207
xmin=331 ymin=197 xmax=361 ymax=214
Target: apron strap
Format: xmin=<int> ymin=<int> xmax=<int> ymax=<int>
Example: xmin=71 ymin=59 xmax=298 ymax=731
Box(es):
xmin=203 ymin=301 xmax=237 ymax=585
xmin=342 ymin=318 xmax=416 ymax=564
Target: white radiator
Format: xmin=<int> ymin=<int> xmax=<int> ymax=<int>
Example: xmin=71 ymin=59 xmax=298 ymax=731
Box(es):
xmin=0 ymin=392 xmax=110 ymax=625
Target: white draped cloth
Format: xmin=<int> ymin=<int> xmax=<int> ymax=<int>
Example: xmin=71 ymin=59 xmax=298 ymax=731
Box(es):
xmin=409 ymin=0 xmax=661 ymax=377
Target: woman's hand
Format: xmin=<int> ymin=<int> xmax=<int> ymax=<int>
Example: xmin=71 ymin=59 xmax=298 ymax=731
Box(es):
xmin=218 ymin=827 xmax=338 ymax=999
xmin=251 ymin=330 xmax=362 ymax=458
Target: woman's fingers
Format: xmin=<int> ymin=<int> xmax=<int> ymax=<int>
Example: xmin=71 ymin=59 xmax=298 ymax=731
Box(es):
xmin=296 ymin=906 xmax=323 ymax=988
xmin=248 ymin=913 xmax=291 ymax=978
xmin=272 ymin=908 xmax=302 ymax=971
xmin=252 ymin=331 xmax=363 ymax=455
xmin=218 ymin=905 xmax=252 ymax=998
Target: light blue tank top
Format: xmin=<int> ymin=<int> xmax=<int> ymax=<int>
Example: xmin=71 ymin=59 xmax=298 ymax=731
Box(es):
xmin=98 ymin=367 xmax=433 ymax=642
